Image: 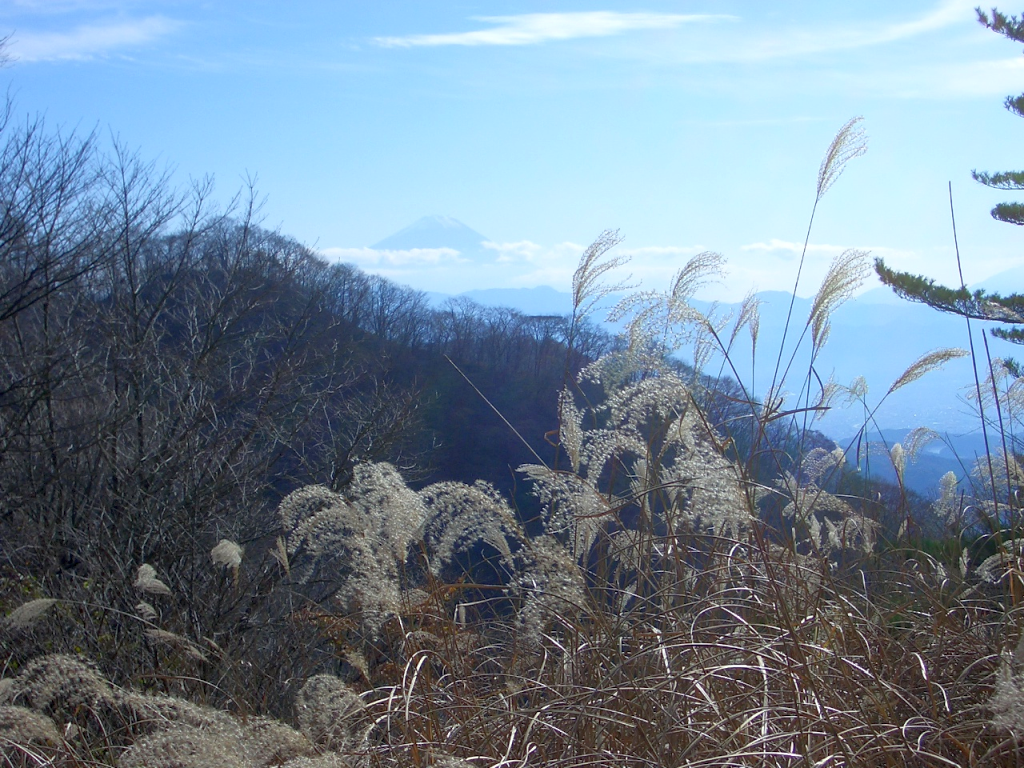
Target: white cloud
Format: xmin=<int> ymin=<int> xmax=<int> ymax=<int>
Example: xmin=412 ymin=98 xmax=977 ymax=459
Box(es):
xmin=319 ymin=246 xmax=468 ymax=268
xmin=375 ymin=12 xmax=730 ymax=48
xmin=483 ymin=239 xmax=586 ymax=265
xmin=10 ymin=16 xmax=181 ymax=61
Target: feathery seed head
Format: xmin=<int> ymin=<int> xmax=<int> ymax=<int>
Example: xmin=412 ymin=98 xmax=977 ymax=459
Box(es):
xmin=135 ymin=601 xmax=158 ymax=622
xmin=890 ymin=443 xmax=906 ymax=485
xmin=888 ymin=348 xmax=970 ymax=395
xmin=816 ymin=116 xmax=867 ymax=201
xmin=280 ymin=466 xmax=425 ymax=634
xmin=731 ymin=289 xmax=762 ymax=349
xmin=211 ymin=539 xmax=243 ymax=569
xmin=809 ymin=249 xmax=870 ymax=352
xmin=3 ymin=599 xmax=57 ymax=630
xmin=904 ymin=426 xmax=941 ymax=462
xmin=144 ymin=629 xmax=208 ymax=663
xmin=933 ymin=470 xmax=960 ymax=527
xmin=799 ymin=446 xmax=846 ymax=486
xmin=513 ymin=535 xmax=588 ymax=645
xmin=558 ymin=387 xmax=584 ymax=473
xmin=120 ymin=691 xmax=232 ymax=734
xmin=243 ymin=716 xmax=315 ymax=767
xmin=421 ymin=480 xmax=522 ymax=576
xmin=278 ymin=484 xmax=339 ymax=537
xmin=135 ymin=564 xmax=172 ymax=596
xmin=572 ymin=229 xmax=629 ymax=320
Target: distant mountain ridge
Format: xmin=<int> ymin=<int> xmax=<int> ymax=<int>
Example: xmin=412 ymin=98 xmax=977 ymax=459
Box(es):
xmin=375 ymin=215 xmax=1014 ymax=441
xmin=427 ymin=283 xmax=1006 ymax=439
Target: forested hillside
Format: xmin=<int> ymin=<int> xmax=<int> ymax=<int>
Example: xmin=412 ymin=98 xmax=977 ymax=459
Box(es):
xmin=3 ymin=62 xmax=1024 ymax=768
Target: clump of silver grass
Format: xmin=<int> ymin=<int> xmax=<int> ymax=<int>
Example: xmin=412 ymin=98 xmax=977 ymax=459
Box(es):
xmin=294 ymin=674 xmax=369 ymax=754
xmin=0 ymin=704 xmax=61 ymax=746
xmin=279 ymin=463 xmax=427 ymax=634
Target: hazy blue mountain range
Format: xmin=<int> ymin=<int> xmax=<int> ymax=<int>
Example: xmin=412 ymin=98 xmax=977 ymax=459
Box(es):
xmin=376 ymin=216 xmax=1024 ymax=490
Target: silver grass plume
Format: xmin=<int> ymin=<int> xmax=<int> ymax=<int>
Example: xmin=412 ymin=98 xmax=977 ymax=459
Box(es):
xmin=975 ymin=539 xmax=1024 ymax=584
xmin=799 ymin=446 xmax=847 ymax=486
xmin=890 ymin=443 xmax=907 ymax=486
xmin=144 ymin=629 xmax=208 ymax=663
xmin=933 ymin=470 xmax=961 ymax=528
xmin=135 ymin=602 xmax=158 ymax=622
xmin=572 ymin=229 xmax=630 ymax=322
xmin=211 ymin=539 xmax=243 ymax=569
xmin=809 ymin=249 xmax=870 ymax=353
xmin=991 ymin=632 xmax=1024 ymax=736
xmin=658 ymin=407 xmax=750 ymax=535
xmin=119 ymin=691 xmax=233 ymax=734
xmin=279 ymin=465 xmax=426 ymax=634
xmin=816 ymin=116 xmax=867 ymax=201
xmin=609 ymin=251 xmax=725 ymax=356
xmin=518 ymin=465 xmax=612 ymax=559
xmin=776 ymin=470 xmax=875 ymax=556
xmin=888 ymin=348 xmax=970 ymax=395
xmin=3 ymin=599 xmax=57 ymax=630
xmin=729 ymin=289 xmax=762 ymax=351
xmin=242 ymin=717 xmax=315 ymax=767
xmin=134 ymin=564 xmax=172 ymax=596
xmin=842 ymin=375 xmax=869 ymax=404
xmin=904 ymin=426 xmax=942 ymax=462
xmin=420 ymin=480 xmax=523 ymax=576
xmin=971 ymin=448 xmax=1024 ymax=503
xmin=512 ymin=535 xmax=588 ymax=645
xmin=558 ymin=386 xmax=584 ymax=473
xmin=280 ymin=756 xmax=356 ymax=768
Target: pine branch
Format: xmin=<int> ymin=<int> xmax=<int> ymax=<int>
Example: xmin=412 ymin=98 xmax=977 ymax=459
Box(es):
xmin=977 ymin=6 xmax=1024 ymax=42
xmin=874 ymin=257 xmax=1024 ymax=339
xmin=972 ymin=169 xmax=1024 ymax=190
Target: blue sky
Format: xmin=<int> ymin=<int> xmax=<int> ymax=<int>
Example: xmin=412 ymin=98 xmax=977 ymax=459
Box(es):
xmin=3 ymin=0 xmax=1024 ymax=299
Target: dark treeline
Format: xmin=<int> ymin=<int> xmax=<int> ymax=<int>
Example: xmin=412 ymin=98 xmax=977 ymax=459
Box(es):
xmin=0 ymin=114 xmax=625 ymax=601
xmin=0 ymin=112 xmax=913 ymax=601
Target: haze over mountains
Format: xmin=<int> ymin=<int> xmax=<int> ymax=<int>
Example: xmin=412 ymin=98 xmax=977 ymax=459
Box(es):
xmin=372 ymin=215 xmax=492 ymax=259
xmin=337 ymin=215 xmax=1024 ymax=492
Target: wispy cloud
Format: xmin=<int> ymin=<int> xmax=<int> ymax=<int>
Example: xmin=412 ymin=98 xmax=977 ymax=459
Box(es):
xmin=375 ymin=12 xmax=730 ymax=48
xmin=665 ymin=0 xmax=978 ymax=64
xmin=874 ymin=0 xmax=975 ymax=41
xmin=10 ymin=16 xmax=182 ymax=61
